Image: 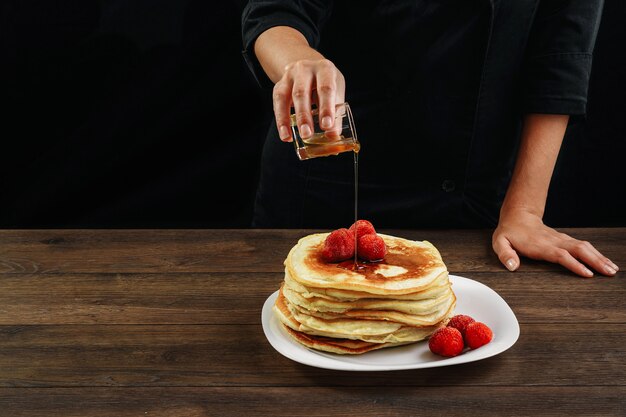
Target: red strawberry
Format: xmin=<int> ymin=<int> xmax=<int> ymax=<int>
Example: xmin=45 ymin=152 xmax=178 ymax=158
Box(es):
xmin=321 ymin=228 xmax=355 ymax=262
xmin=464 ymin=322 xmax=493 ymax=349
xmin=349 ymin=219 xmax=376 ymax=239
xmin=428 ymin=327 xmax=464 ymax=357
xmin=447 ymin=314 xmax=476 ymax=338
xmin=357 ymin=234 xmax=387 ymax=261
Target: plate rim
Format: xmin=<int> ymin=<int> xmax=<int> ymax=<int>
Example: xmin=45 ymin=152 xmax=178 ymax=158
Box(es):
xmin=261 ymin=274 xmax=520 ymax=371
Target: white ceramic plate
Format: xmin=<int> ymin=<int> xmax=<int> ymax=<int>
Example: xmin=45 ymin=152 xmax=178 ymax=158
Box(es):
xmin=261 ymin=274 xmax=520 ymax=371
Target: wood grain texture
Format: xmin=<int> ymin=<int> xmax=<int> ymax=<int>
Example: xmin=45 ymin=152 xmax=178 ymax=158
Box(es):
xmin=1 ymin=228 xmax=623 ymax=274
xmin=0 ymin=228 xmax=624 ymax=416
xmin=0 ymin=387 xmax=624 ymax=417
xmin=0 ymin=324 xmax=624 ymax=387
xmin=0 ymin=271 xmax=623 ymax=325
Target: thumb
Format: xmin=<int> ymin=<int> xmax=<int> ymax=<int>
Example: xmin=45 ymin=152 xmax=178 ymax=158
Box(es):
xmin=492 ymin=233 xmax=520 ymax=272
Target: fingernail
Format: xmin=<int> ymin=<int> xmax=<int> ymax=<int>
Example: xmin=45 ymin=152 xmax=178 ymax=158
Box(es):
xmin=300 ymin=124 xmax=312 ymax=138
xmin=609 ymin=261 xmax=619 ymax=271
xmin=279 ymin=125 xmax=290 ymax=141
xmin=604 ymin=264 xmax=617 ymax=275
xmin=506 ymin=259 xmax=517 ymax=271
xmin=321 ymin=116 xmax=332 ymax=129
xmin=583 ymin=267 xmax=594 ymax=277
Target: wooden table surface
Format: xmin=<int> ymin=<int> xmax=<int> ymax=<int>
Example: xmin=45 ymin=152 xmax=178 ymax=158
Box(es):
xmin=0 ymin=228 xmax=624 ymax=416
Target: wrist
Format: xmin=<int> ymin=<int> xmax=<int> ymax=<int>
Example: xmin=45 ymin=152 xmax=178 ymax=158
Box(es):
xmin=255 ymin=26 xmax=324 ymax=83
xmin=499 ymin=201 xmax=544 ymax=222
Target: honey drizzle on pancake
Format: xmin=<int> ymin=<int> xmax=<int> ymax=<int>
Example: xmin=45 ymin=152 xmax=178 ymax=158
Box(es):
xmin=310 ymin=241 xmax=439 ymax=282
xmin=338 ymin=259 xmax=376 ymax=272
xmin=352 ymin=150 xmax=359 ymax=269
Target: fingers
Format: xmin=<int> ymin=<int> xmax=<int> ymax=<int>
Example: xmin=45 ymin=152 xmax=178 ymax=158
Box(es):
xmin=565 ymin=240 xmax=618 ymax=277
xmin=291 ymin=62 xmax=315 ymax=139
xmin=273 ymin=80 xmax=293 ymax=142
xmin=547 ymin=248 xmax=594 ymax=278
xmin=273 ymin=60 xmax=315 ymax=142
xmin=492 ymin=233 xmax=520 ymax=271
xmin=315 ymin=60 xmax=338 ymax=131
xmin=273 ymin=59 xmax=345 ymax=143
xmin=583 ymin=241 xmax=619 ymax=273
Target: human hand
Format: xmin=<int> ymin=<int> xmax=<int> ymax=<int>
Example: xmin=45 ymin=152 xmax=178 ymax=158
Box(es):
xmin=492 ymin=207 xmax=619 ymax=277
xmin=272 ymin=59 xmax=345 ymax=142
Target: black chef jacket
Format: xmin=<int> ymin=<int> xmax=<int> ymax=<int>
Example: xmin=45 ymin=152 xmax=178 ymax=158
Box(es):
xmin=241 ymin=0 xmax=604 ymax=229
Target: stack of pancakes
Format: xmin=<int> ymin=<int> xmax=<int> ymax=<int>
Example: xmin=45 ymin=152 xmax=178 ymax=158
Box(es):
xmin=273 ymin=232 xmax=456 ymax=354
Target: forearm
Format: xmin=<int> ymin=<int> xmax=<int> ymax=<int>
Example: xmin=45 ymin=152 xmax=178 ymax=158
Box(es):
xmin=500 ymin=113 xmax=569 ymax=219
xmin=493 ymin=113 xmax=617 ymax=277
xmin=254 ymin=26 xmax=326 ymax=83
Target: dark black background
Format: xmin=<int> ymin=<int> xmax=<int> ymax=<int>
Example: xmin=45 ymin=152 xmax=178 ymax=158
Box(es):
xmin=1 ymin=1 xmax=624 ymax=228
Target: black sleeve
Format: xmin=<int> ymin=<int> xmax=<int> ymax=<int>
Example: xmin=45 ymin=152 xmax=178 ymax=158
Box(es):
xmin=241 ymin=0 xmax=333 ymax=89
xmin=522 ymin=0 xmax=604 ymax=115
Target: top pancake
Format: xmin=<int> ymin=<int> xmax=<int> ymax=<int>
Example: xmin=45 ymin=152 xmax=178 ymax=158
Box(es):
xmin=285 ymin=233 xmax=447 ymax=295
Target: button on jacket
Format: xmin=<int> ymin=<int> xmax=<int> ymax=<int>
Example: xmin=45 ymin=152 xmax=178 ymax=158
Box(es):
xmin=241 ymin=0 xmax=604 ymax=228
